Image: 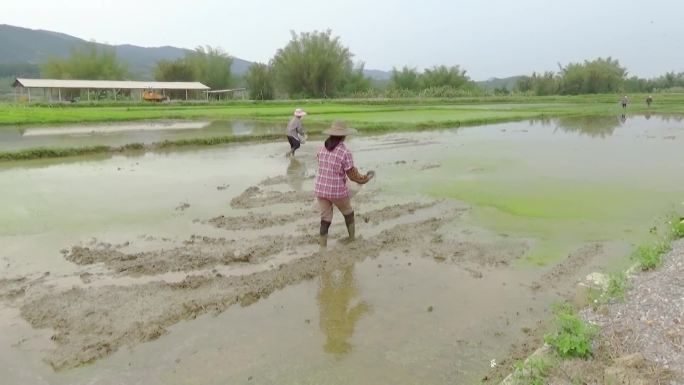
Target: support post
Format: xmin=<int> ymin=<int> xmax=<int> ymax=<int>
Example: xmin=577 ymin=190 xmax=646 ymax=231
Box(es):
xmin=87 ymin=89 xmax=90 ymax=101
xmin=185 ymin=89 xmax=188 ymax=101
xmin=28 ymin=88 xmax=32 ymax=103
xmin=58 ymin=88 xmax=61 ymax=102
xmin=113 ymin=89 xmax=117 ymax=101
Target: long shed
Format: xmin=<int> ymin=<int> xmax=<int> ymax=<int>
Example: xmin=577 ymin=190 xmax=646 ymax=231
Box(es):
xmin=12 ymin=78 xmax=211 ymax=102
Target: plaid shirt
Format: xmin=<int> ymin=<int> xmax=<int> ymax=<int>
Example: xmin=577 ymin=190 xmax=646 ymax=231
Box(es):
xmin=315 ymin=143 xmax=354 ymax=199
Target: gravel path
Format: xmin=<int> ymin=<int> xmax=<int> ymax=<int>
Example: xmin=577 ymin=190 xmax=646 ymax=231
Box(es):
xmin=583 ymin=239 xmax=684 ymax=381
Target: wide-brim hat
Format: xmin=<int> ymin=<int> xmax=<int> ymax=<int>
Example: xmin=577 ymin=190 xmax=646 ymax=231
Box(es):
xmin=294 ymin=108 xmax=307 ymax=117
xmin=323 ymin=120 xmax=358 ymax=136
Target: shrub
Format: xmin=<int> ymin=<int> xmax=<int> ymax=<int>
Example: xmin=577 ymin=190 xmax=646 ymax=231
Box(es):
xmin=544 ymin=303 xmax=598 ymax=358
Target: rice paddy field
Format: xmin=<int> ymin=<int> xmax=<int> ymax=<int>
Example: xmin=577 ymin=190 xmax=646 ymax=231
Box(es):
xmin=1 ymin=96 xmax=683 ymax=384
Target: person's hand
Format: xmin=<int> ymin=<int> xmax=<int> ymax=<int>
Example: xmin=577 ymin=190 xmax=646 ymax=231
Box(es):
xmin=366 ymin=170 xmax=375 ymax=180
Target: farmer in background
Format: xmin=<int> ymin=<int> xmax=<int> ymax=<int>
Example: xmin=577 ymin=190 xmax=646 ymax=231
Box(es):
xmin=286 ymin=108 xmax=307 ymax=157
xmin=621 ymin=95 xmax=629 ymax=109
xmin=315 ymin=120 xmax=375 ymax=248
xmin=646 ymin=95 xmax=653 ymax=107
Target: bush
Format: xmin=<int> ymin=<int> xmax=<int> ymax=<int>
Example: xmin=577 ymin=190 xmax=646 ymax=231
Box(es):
xmin=511 ymin=357 xmax=552 ymax=385
xmin=544 ymin=303 xmax=598 ymax=358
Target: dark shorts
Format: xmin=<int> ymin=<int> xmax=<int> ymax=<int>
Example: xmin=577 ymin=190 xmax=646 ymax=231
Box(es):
xmin=287 ymin=135 xmax=301 ymax=150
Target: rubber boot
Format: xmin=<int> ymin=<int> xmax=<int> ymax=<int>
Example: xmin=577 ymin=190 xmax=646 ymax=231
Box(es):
xmin=319 ymin=220 xmax=331 ymax=248
xmin=343 ymin=212 xmax=355 ymax=242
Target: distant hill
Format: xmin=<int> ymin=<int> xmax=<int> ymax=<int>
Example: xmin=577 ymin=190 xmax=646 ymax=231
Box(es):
xmin=0 ymin=24 xmax=390 ymax=82
xmin=0 ymin=24 xmax=252 ymax=80
xmin=476 ymin=76 xmax=523 ymax=91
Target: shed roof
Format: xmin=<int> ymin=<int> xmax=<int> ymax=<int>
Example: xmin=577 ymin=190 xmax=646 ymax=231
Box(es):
xmin=13 ymin=78 xmax=210 ymax=90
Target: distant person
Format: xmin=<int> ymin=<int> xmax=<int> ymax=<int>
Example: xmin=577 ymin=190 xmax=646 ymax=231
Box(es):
xmin=646 ymin=95 xmax=653 ymax=107
xmin=621 ymin=95 xmax=629 ymax=109
xmin=315 ymin=120 xmax=375 ymax=248
xmin=286 ymin=108 xmax=307 ymax=157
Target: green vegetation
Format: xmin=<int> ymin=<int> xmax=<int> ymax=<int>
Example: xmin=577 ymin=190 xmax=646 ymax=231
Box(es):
xmin=387 ymin=65 xmax=475 ymax=97
xmin=544 ymin=303 xmax=598 ymax=358
xmin=0 ymin=133 xmax=287 ymax=161
xmin=155 ymin=46 xmax=234 ymax=90
xmin=41 ymin=43 xmax=128 ymax=80
xmin=604 ymin=273 xmax=628 ymax=302
xmin=517 ymin=57 xmax=684 ymax=95
xmin=154 ymin=59 xmax=197 ymax=82
xmin=632 ymin=216 xmax=684 ymax=270
xmin=670 ymin=217 xmax=684 ymax=238
xmin=271 ymin=30 xmax=358 ymax=98
xmin=5 ymin=93 xmax=684 ymax=127
xmin=632 ymin=243 xmax=666 ymax=270
xmin=510 ymin=357 xmax=552 ymax=385
xmin=0 ymin=145 xmax=111 ymax=161
xmin=390 ymin=67 xmax=421 ymax=91
xmin=587 ymin=272 xmax=629 ymax=309
xmin=245 ymin=63 xmax=274 ymax=100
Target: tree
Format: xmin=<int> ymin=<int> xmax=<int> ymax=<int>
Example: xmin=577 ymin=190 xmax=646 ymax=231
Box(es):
xmin=41 ymin=43 xmax=128 ymax=80
xmin=245 ymin=63 xmax=274 ymax=100
xmin=420 ymin=65 xmax=470 ymax=89
xmin=186 ymin=46 xmax=234 ymax=89
xmin=339 ymin=63 xmax=373 ymax=96
xmin=271 ymin=30 xmax=354 ymax=98
xmin=559 ymin=57 xmax=626 ymax=94
xmin=389 ymin=66 xmax=420 ymax=90
xmin=154 ymin=59 xmax=198 ymax=82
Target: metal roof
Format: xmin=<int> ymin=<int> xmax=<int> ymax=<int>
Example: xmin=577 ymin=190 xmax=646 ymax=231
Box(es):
xmin=13 ymin=78 xmax=210 ymax=90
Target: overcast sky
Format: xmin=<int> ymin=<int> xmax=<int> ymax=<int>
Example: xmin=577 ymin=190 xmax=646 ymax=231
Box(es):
xmin=4 ymin=0 xmax=684 ymax=80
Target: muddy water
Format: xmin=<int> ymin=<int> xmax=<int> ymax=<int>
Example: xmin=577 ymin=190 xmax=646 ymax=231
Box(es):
xmin=1 ymin=115 xmax=683 ymax=384
xmin=0 ymin=120 xmax=300 ymax=151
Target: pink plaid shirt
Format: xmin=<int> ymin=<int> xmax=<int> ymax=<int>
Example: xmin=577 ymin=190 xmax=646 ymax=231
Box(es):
xmin=315 ymin=143 xmax=354 ymax=199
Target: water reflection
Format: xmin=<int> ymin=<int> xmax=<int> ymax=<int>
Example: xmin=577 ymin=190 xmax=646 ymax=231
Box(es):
xmin=286 ymin=158 xmax=307 ymax=191
xmin=317 ymin=265 xmax=369 ymax=358
xmin=554 ymin=115 xmax=624 ymax=138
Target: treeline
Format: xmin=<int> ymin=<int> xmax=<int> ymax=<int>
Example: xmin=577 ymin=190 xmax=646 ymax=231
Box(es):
xmin=516 ymin=57 xmax=684 ymax=95
xmin=16 ymin=30 xmax=684 ymax=100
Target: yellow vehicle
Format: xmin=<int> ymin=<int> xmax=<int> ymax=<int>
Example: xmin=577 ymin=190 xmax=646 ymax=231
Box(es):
xmin=143 ymin=90 xmax=167 ymax=102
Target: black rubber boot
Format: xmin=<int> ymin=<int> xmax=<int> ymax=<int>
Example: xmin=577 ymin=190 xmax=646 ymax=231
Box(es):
xmin=319 ymin=220 xmax=331 ymax=248
xmin=343 ymin=212 xmax=355 ymax=242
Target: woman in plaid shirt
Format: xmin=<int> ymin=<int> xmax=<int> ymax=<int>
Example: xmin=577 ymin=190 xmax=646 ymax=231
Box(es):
xmin=315 ymin=120 xmax=375 ymax=247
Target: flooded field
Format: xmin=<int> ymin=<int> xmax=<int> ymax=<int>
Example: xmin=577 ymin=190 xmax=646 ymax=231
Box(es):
xmin=1 ymin=115 xmax=683 ymax=384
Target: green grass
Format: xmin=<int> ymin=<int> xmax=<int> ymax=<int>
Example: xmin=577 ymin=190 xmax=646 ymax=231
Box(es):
xmin=632 ymin=216 xmax=684 ymax=270
xmin=0 ymin=145 xmax=111 ymax=161
xmin=2 ymin=93 xmax=684 ymax=161
xmin=3 ymin=93 xmax=684 ymax=127
xmin=0 ymin=133 xmax=288 ymax=161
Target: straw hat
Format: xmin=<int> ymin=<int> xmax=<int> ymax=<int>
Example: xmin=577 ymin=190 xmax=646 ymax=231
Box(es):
xmin=294 ymin=108 xmax=307 ymax=117
xmin=323 ymin=120 xmax=358 ymax=136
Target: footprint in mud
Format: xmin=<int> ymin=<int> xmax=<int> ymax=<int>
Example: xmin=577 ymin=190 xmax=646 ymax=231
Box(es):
xmin=175 ymin=202 xmax=190 ymax=211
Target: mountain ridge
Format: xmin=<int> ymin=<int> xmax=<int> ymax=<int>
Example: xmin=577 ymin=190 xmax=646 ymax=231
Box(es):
xmin=0 ymin=24 xmax=389 ymax=81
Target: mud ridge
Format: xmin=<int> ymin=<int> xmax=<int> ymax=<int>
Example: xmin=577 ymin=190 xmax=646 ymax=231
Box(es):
xmin=531 ymin=243 xmax=604 ymax=294
xmin=230 ymin=186 xmax=313 ymax=209
xmin=64 ymin=234 xmax=317 ymax=276
xmin=358 ymin=201 xmax=438 ymax=225
xmin=230 ymin=186 xmax=376 ymax=209
xmin=20 ymin=213 xmax=461 ymax=370
xmin=206 ymin=211 xmax=309 ymax=231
